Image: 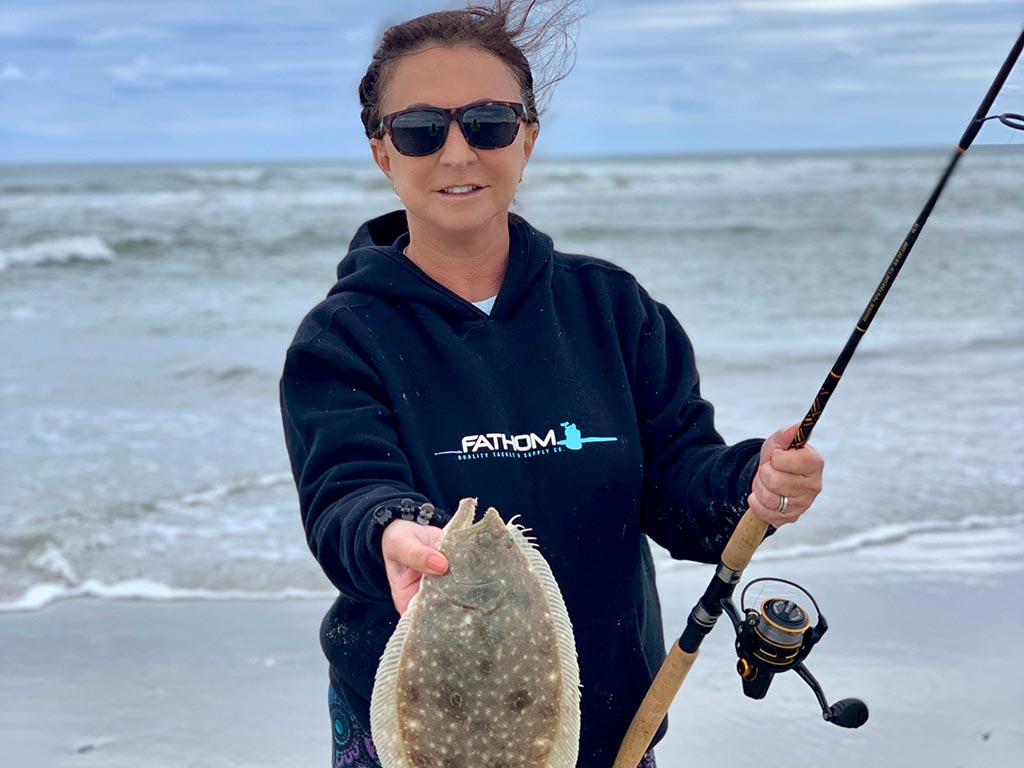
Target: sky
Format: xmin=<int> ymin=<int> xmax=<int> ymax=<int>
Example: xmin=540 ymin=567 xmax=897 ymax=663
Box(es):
xmin=0 ymin=0 xmax=1021 ymax=163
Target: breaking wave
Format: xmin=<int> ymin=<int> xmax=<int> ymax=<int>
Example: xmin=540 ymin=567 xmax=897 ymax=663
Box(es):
xmin=0 ymin=236 xmax=116 ymax=271
xmin=657 ymin=513 xmax=1024 ymax=571
xmin=2 ymin=579 xmax=332 ymax=613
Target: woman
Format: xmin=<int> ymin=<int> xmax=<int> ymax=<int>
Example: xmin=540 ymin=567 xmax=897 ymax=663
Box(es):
xmin=280 ymin=2 xmax=824 ymax=766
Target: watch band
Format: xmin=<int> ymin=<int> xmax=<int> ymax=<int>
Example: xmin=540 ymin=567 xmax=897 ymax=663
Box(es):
xmin=372 ymin=498 xmax=438 ymax=529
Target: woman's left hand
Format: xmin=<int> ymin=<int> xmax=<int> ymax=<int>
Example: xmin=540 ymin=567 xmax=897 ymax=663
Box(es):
xmin=748 ymin=423 xmax=824 ymax=528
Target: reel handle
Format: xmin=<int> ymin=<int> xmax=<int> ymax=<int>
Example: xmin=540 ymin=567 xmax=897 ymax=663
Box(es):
xmin=827 ymin=698 xmax=870 ymax=729
xmin=794 ymin=663 xmax=869 ymax=729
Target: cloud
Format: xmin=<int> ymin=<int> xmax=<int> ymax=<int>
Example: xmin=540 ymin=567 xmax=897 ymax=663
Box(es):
xmin=252 ymin=59 xmax=362 ymax=76
xmin=605 ymin=9 xmax=731 ymax=32
xmin=823 ymin=79 xmax=876 ymax=93
xmin=78 ymin=25 xmax=171 ymax=45
xmin=585 ymin=1 xmax=734 ymax=37
xmin=743 ymin=26 xmax=861 ymax=45
xmin=939 ymin=66 xmax=1018 ymax=81
xmin=157 ymin=114 xmax=307 ymax=136
xmin=737 ymin=0 xmax=1006 ymax=11
xmin=107 ymin=56 xmax=228 ymax=88
xmin=1 ymin=64 xmax=26 ymax=80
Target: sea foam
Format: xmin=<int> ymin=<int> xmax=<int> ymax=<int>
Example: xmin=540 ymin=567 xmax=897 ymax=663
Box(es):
xmin=656 ymin=513 xmax=1024 ymax=570
xmin=2 ymin=579 xmax=333 ymax=613
xmin=0 ymin=235 xmax=116 ymax=271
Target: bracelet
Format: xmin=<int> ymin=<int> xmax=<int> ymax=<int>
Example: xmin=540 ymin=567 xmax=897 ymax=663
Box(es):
xmin=372 ymin=499 xmax=439 ymax=529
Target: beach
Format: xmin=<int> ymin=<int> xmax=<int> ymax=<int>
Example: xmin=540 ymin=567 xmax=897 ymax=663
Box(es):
xmin=3 ymin=524 xmax=1022 ymax=768
xmin=2 ymin=150 xmax=1022 ymax=766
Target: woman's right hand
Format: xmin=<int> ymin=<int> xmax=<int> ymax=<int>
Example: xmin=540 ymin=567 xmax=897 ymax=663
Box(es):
xmin=381 ymin=520 xmax=449 ymax=615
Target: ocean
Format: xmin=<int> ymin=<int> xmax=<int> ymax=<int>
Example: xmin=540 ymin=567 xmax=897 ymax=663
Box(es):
xmin=2 ymin=147 xmax=1022 ymax=612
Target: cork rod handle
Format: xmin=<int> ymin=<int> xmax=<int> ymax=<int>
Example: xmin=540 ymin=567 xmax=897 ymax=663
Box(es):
xmin=720 ymin=508 xmax=770 ymax=573
xmin=611 ymin=643 xmax=699 ymax=768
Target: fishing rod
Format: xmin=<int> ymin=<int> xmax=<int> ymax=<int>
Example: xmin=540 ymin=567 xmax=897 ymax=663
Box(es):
xmin=613 ymin=28 xmax=1024 ymax=768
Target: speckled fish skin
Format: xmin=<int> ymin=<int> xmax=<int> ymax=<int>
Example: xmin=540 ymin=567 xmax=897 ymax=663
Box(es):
xmin=371 ymin=498 xmax=580 ymax=768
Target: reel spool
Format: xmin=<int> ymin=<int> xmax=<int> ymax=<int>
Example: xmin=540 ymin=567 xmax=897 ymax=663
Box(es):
xmin=736 ymin=578 xmax=822 ymax=695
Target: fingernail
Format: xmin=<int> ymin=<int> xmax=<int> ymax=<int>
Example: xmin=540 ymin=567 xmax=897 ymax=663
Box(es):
xmin=427 ymin=554 xmax=448 ymax=574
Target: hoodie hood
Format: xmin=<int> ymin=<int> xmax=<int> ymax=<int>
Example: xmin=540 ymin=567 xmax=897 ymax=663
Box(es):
xmin=329 ymin=210 xmax=553 ymax=320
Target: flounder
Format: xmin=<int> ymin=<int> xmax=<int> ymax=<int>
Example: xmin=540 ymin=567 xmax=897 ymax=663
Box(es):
xmin=371 ymin=498 xmax=580 ymax=768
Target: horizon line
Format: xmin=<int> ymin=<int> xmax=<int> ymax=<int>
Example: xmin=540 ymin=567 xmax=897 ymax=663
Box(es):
xmin=1 ymin=141 xmax=1022 ymax=169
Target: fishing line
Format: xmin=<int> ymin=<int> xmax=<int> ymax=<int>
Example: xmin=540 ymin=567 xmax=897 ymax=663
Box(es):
xmin=983 ymin=112 xmax=1024 ymax=130
xmin=989 ymin=111 xmax=1023 ymax=145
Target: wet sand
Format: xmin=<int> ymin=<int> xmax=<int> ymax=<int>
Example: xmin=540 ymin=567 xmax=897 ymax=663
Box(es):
xmin=2 ymin=525 xmax=1022 ymax=768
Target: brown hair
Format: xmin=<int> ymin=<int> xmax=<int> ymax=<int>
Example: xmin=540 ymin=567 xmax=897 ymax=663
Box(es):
xmin=358 ymin=0 xmax=581 ymax=138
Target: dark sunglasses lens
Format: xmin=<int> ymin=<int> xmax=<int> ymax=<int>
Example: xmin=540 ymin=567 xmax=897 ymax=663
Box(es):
xmin=461 ymin=104 xmax=520 ymax=149
xmin=390 ymin=110 xmax=447 ymax=156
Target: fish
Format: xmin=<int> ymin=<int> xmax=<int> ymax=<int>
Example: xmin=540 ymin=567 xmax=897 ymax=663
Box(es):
xmin=370 ymin=497 xmax=581 ymax=768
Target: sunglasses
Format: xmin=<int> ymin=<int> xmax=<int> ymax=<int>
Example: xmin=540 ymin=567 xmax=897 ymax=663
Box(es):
xmin=377 ymin=101 xmax=529 ymax=157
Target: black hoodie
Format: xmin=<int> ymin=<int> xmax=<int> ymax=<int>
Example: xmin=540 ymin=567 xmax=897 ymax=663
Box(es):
xmin=280 ymin=210 xmax=762 ymax=767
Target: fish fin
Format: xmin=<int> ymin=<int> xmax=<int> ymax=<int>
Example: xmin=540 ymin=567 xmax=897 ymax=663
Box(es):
xmin=370 ymin=595 xmax=419 ymax=768
xmin=507 ymin=521 xmax=581 ymax=767
xmin=508 ymin=517 xmax=538 ymax=543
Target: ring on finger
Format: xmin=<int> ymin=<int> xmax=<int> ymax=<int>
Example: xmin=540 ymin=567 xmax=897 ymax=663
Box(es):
xmin=776 ymin=495 xmax=789 ymax=514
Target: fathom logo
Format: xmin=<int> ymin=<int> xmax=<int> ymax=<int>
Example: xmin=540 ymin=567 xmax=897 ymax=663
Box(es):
xmin=434 ymin=421 xmax=617 ymax=461
xmin=460 ymin=430 xmax=556 ymax=453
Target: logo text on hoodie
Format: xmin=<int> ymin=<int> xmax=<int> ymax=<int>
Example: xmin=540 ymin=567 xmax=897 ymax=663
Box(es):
xmin=434 ymin=421 xmax=617 ymax=460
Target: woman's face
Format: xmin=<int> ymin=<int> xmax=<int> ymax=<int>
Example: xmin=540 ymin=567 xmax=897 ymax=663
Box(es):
xmin=370 ymin=45 xmax=539 ymax=241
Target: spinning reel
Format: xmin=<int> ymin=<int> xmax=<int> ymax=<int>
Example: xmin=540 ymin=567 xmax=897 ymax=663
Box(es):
xmin=722 ymin=578 xmax=869 ymax=729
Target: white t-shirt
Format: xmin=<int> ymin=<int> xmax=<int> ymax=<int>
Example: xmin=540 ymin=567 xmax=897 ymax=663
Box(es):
xmin=473 ymin=296 xmax=497 ymax=315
